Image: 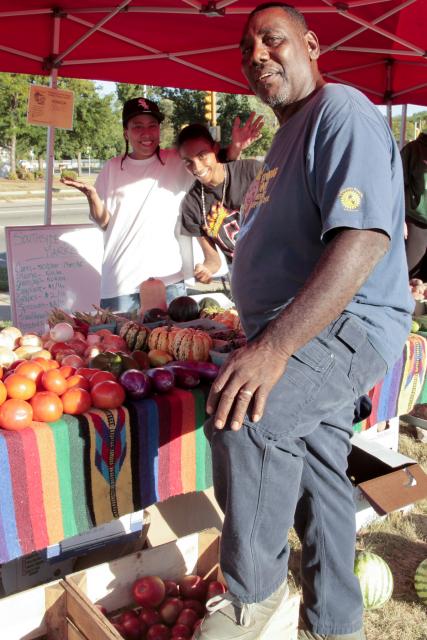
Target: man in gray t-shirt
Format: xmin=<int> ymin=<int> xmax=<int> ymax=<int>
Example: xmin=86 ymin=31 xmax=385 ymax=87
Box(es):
xmin=195 ymin=5 xmax=413 ymax=640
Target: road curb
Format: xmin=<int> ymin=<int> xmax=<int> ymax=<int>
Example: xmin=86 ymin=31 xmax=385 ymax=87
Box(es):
xmin=0 ymin=190 xmax=85 ymax=200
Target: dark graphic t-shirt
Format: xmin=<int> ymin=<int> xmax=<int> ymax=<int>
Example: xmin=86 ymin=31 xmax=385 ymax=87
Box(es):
xmin=180 ymin=159 xmax=262 ymax=263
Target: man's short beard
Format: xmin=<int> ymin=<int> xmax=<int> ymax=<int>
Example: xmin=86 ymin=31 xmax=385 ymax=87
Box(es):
xmin=256 ymin=86 xmax=289 ymax=108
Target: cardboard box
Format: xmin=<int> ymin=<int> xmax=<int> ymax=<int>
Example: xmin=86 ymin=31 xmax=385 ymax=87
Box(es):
xmin=0 ymin=511 xmax=150 ymax=598
xmin=145 ymin=488 xmax=224 ymax=547
xmin=349 ymin=433 xmax=427 ymax=529
xmin=0 ymin=513 xmax=150 ymax=639
xmin=64 ymin=528 xmax=300 ymax=640
xmin=357 ymin=416 xmax=400 ymax=451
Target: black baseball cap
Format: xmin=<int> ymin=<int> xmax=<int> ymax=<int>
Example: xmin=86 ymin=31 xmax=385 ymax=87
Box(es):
xmin=122 ymin=97 xmax=165 ymax=126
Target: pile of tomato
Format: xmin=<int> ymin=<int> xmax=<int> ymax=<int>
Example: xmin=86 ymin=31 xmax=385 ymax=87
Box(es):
xmin=0 ymin=358 xmax=126 ymax=430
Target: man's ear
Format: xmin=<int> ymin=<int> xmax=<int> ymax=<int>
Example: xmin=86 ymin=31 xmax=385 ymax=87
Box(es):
xmin=306 ymin=30 xmax=321 ymax=61
xmin=123 ymin=128 xmax=128 ymax=140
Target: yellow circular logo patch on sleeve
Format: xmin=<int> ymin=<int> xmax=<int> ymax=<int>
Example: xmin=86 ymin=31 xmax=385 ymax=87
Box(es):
xmin=339 ymin=188 xmax=363 ymax=211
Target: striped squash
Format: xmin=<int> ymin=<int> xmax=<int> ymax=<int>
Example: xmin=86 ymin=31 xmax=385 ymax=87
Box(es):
xmin=414 ymin=558 xmax=427 ymax=604
xmin=172 ymin=328 xmax=212 ymax=362
xmin=354 ymin=551 xmax=393 ymax=609
xmin=148 ymin=326 xmax=180 ymax=355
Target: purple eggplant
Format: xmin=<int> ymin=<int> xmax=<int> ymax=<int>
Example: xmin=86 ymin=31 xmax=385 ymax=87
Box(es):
xmin=119 ymin=369 xmax=152 ymax=399
xmin=164 ymin=360 xmax=219 ymax=381
xmin=173 ymin=367 xmax=201 ymax=389
xmin=146 ymin=367 xmax=175 ymax=393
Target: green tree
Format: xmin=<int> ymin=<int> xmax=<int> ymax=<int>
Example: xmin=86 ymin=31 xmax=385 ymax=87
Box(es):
xmin=54 ymin=78 xmax=122 ymax=163
xmin=0 ymin=73 xmax=35 ymax=175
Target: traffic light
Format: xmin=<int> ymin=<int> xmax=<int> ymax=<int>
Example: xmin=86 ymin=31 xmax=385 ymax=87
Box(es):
xmin=204 ymin=91 xmax=216 ymax=125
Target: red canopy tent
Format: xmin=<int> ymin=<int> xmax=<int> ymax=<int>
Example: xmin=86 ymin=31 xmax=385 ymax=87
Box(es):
xmin=0 ymin=0 xmax=426 ymax=105
xmin=0 ymin=0 xmax=425 ymax=221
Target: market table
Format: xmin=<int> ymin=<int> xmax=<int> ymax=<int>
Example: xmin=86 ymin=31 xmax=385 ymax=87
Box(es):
xmin=0 ymin=334 xmax=426 ymax=565
xmin=353 ymin=333 xmax=427 ymax=432
xmin=0 ymin=387 xmax=212 ymax=564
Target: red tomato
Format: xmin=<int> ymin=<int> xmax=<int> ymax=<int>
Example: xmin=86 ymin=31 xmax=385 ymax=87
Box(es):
xmin=8 ymin=359 xmax=26 ymax=371
xmin=58 ymin=365 xmax=76 ymax=379
xmin=54 ymin=349 xmax=76 ymax=364
xmin=64 ymin=339 xmax=87 ymax=356
xmin=0 ymin=380 xmax=6 ymax=406
xmin=61 ymin=387 xmax=92 ymax=415
xmin=41 ymin=370 xmax=68 ymax=395
xmin=76 ymin=367 xmax=100 ymax=380
xmin=61 ymin=354 xmax=84 ymax=369
xmin=90 ymin=370 xmax=117 ymax=387
xmin=91 ymin=380 xmax=125 ymax=409
xmin=49 ymin=341 xmax=71 ymax=358
xmin=66 ymin=374 xmax=90 ymax=391
xmin=32 ymin=357 xmax=52 ymax=372
xmin=0 ymin=398 xmax=33 ymax=430
xmin=30 ymin=391 xmax=63 ymax=422
xmin=44 ymin=359 xmax=60 ymax=370
xmin=5 ymin=374 xmax=37 ymax=400
xmin=15 ymin=361 xmax=44 ymax=385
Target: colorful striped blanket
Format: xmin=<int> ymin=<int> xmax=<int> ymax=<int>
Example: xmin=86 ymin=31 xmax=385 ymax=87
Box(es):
xmin=0 ymin=334 xmax=426 ymax=564
xmin=0 ymin=387 xmax=211 ymax=564
xmin=354 ymin=333 xmax=427 ymax=431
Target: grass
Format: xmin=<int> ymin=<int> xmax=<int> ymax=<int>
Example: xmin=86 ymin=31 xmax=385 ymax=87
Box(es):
xmin=0 ymin=174 xmax=96 ymax=193
xmin=288 ymin=424 xmax=427 ymax=640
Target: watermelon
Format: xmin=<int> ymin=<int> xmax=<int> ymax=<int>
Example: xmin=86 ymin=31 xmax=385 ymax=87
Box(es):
xmin=414 ymin=557 xmax=427 ymax=604
xmin=354 ymin=551 xmax=393 ymax=609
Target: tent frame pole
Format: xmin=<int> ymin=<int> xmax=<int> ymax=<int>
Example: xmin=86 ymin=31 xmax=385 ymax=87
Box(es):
xmin=44 ymin=13 xmax=61 ymax=225
xmin=400 ymin=104 xmax=407 ymax=150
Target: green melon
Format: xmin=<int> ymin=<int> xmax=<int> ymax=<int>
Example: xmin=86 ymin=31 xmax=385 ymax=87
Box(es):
xmin=354 ymin=551 xmax=393 ymax=610
xmin=414 ymin=557 xmax=427 ymax=605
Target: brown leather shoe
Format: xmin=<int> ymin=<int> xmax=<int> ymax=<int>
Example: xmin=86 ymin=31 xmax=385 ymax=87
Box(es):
xmin=298 ymin=630 xmax=366 ymax=640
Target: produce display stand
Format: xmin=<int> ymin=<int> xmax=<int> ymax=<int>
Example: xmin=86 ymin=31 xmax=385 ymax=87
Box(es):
xmin=0 ymin=388 xmax=212 ymax=565
xmin=1 ymin=334 xmax=426 ymax=568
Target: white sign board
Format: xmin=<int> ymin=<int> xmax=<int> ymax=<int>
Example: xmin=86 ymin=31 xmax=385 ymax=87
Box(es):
xmin=6 ymin=224 xmax=103 ymax=334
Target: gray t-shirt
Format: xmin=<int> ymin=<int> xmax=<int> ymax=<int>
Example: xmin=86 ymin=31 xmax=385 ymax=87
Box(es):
xmin=233 ymin=84 xmax=414 ymax=368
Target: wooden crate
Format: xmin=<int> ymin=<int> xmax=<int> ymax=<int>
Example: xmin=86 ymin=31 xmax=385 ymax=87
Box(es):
xmin=1 ymin=513 xmax=150 ymax=639
xmin=0 ymin=578 xmax=67 ymax=640
xmin=64 ymin=528 xmax=301 ymax=640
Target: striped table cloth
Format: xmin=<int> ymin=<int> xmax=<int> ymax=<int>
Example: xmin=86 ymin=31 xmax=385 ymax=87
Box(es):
xmin=354 ymin=333 xmax=427 ymax=431
xmin=0 ymin=334 xmax=426 ymax=564
xmin=0 ymin=387 xmax=211 ymax=564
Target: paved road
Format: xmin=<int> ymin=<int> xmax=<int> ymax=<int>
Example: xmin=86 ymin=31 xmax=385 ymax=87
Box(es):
xmin=0 ymin=197 xmax=89 ymax=255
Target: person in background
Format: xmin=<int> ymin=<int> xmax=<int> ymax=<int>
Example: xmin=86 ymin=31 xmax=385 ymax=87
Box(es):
xmin=195 ymin=4 xmax=414 ymax=640
xmin=177 ymin=124 xmax=263 ymax=284
xmin=60 ymin=97 xmax=263 ymax=311
xmin=401 ymin=129 xmax=427 ymax=281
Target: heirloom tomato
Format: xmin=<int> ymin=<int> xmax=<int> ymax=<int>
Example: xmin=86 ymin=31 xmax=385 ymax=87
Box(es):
xmin=5 ymin=374 xmax=36 ymax=400
xmin=91 ymin=381 xmax=125 ymax=409
xmin=0 ymin=398 xmax=33 ymax=430
xmin=61 ymin=388 xmax=92 ymax=415
xmin=31 ymin=391 xmax=63 ymax=422
xmin=41 ymin=370 xmax=67 ymax=395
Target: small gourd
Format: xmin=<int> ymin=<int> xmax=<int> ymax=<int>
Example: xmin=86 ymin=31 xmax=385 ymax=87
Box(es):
xmin=139 ymin=278 xmax=167 ymax=315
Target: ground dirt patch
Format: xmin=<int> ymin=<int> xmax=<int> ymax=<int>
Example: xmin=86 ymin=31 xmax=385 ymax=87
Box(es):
xmin=288 ymin=427 xmax=427 ymax=640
